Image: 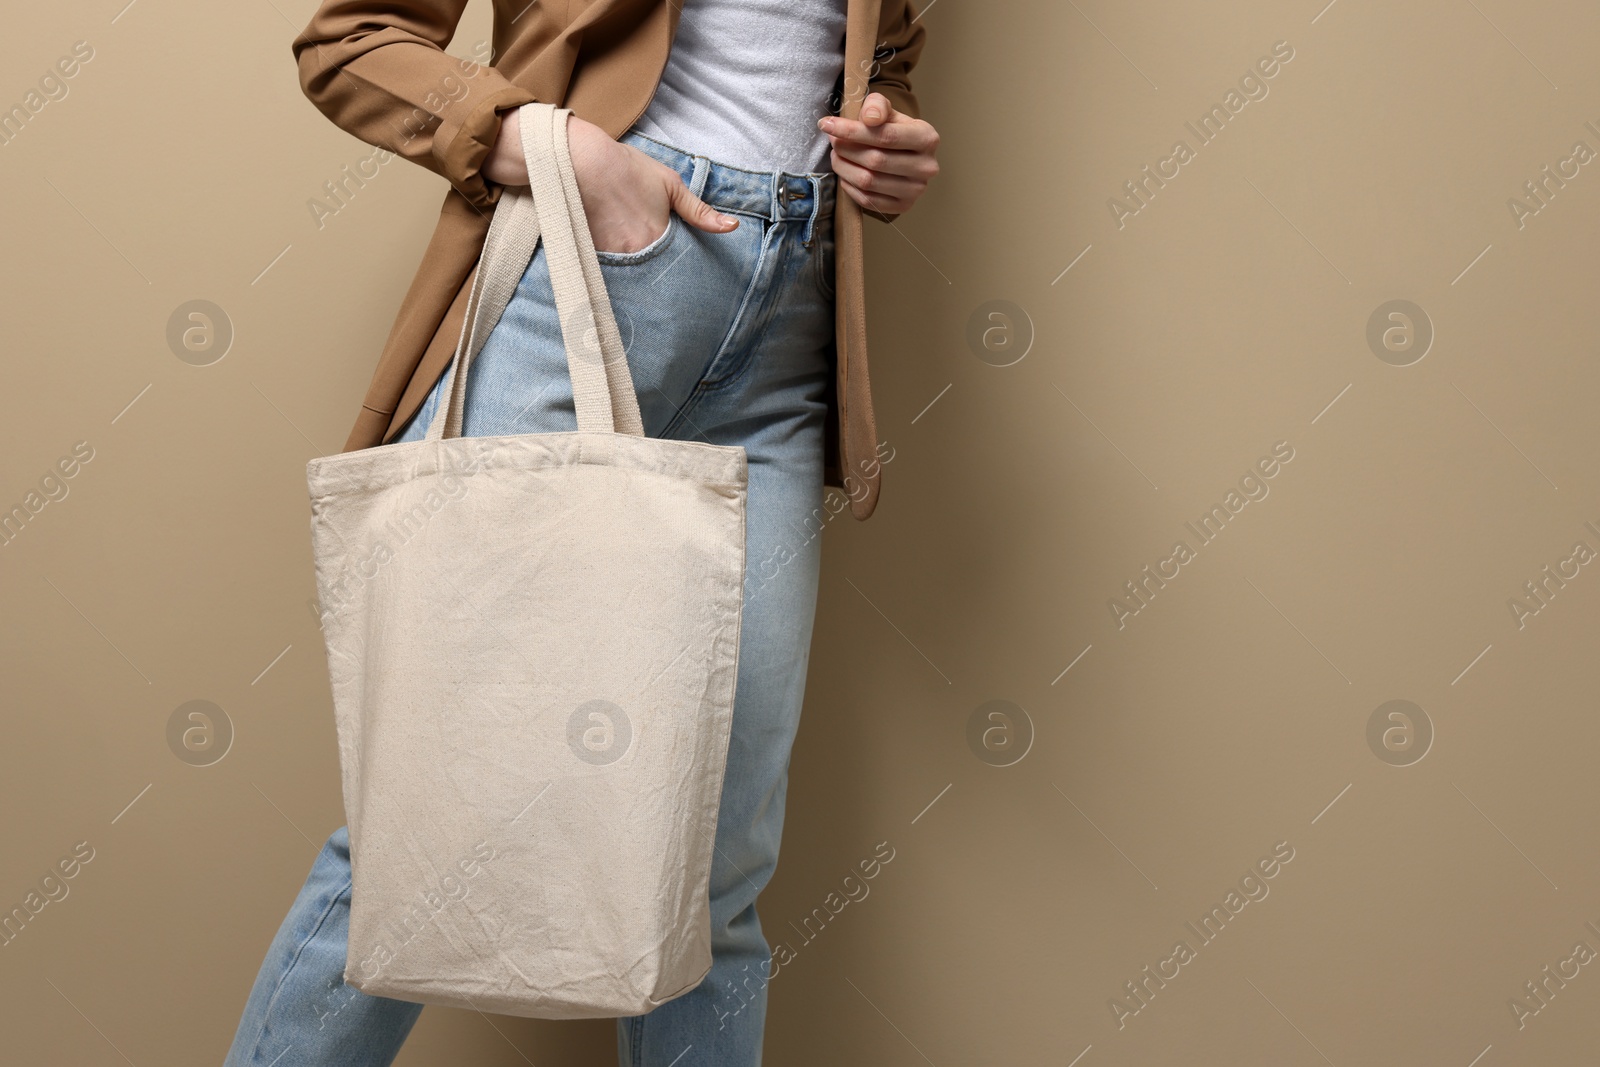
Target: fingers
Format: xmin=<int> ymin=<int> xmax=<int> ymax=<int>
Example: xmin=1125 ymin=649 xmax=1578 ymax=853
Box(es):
xmin=859 ymin=91 xmax=894 ymax=125
xmin=821 ymin=115 xmax=938 ymax=154
xmin=837 ymin=182 xmax=906 ymax=217
xmin=820 ymin=94 xmax=939 ymax=217
xmin=827 ymin=136 xmax=939 ymax=183
xmin=665 ymin=169 xmax=740 ymax=234
xmin=828 ymin=149 xmax=923 ymax=209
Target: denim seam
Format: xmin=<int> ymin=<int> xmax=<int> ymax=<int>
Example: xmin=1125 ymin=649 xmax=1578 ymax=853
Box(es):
xmin=630 ymin=1014 xmax=646 ymax=1067
xmin=594 ymin=212 xmax=679 ymax=266
xmin=812 ymin=227 xmax=836 ymax=301
xmin=713 ymin=206 xmax=781 ymax=223
xmin=658 ymin=380 xmax=710 ymax=442
xmin=238 ymin=874 xmax=354 ymax=1063
xmin=696 ymin=221 xmax=783 ymax=391
xmin=706 ymin=204 xmax=835 ymax=227
xmin=801 ymin=175 xmax=820 ymax=246
xmin=657 ymin=222 xmax=779 ymax=438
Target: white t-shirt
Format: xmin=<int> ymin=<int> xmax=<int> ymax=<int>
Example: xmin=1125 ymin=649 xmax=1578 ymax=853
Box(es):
xmin=627 ymin=0 xmax=849 ymax=175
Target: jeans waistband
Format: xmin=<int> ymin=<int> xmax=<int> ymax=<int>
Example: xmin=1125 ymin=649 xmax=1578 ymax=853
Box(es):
xmin=618 ymin=128 xmax=835 ymax=243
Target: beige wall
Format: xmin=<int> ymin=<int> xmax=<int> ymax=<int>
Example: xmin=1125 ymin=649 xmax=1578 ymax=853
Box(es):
xmin=5 ymin=0 xmax=1600 ymax=1063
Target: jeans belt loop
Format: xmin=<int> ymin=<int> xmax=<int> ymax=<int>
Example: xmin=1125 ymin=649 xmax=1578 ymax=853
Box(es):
xmin=802 ymin=175 xmax=820 ymax=247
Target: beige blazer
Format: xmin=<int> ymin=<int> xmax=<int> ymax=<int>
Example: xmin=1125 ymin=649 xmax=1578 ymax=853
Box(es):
xmin=292 ymin=0 xmax=928 ymax=520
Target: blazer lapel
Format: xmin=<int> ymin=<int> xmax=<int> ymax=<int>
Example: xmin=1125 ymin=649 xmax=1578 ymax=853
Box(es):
xmin=841 ymin=0 xmax=885 ymax=120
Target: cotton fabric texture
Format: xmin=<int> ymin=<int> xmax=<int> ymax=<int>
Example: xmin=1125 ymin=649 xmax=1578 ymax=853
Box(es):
xmin=628 ymin=0 xmax=850 ymax=174
xmin=304 ymin=103 xmax=746 ymax=1018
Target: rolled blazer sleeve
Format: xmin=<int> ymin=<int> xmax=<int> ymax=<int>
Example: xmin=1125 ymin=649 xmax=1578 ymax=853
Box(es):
xmin=292 ymin=1 xmax=538 ymax=208
xmin=867 ymin=0 xmax=928 ymax=122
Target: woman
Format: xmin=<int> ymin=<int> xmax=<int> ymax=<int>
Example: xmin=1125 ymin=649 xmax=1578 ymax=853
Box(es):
xmin=225 ymin=1 xmax=938 ymax=1064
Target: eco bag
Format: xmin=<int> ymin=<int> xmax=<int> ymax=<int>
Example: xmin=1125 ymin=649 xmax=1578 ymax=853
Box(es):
xmin=304 ymin=101 xmax=746 ymax=1018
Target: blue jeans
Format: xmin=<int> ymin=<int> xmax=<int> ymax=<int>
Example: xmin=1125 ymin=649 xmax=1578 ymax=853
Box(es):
xmin=224 ymin=129 xmax=837 ymax=1067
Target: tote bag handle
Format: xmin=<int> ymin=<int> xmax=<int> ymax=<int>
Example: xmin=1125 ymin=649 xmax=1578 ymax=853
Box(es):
xmin=425 ymin=103 xmax=646 ymax=441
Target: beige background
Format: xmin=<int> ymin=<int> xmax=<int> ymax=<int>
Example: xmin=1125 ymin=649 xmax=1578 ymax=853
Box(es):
xmin=4 ymin=0 xmax=1599 ymax=1063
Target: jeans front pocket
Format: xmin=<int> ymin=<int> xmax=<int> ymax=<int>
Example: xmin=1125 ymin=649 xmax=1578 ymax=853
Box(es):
xmin=594 ymin=212 xmax=679 ymax=266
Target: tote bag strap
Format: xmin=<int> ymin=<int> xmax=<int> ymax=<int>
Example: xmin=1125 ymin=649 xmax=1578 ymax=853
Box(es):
xmin=426 ymin=102 xmax=645 ymax=441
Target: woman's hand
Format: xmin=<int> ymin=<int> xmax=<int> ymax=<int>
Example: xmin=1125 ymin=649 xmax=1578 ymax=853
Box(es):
xmin=484 ymin=109 xmax=739 ymax=254
xmin=819 ymin=91 xmax=940 ymax=217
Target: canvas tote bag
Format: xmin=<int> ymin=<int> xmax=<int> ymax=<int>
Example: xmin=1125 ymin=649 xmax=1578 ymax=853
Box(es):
xmin=304 ymin=101 xmax=747 ymax=1018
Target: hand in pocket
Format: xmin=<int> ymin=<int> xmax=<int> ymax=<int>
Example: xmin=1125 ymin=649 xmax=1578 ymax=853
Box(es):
xmin=485 ymin=108 xmax=740 ymax=254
